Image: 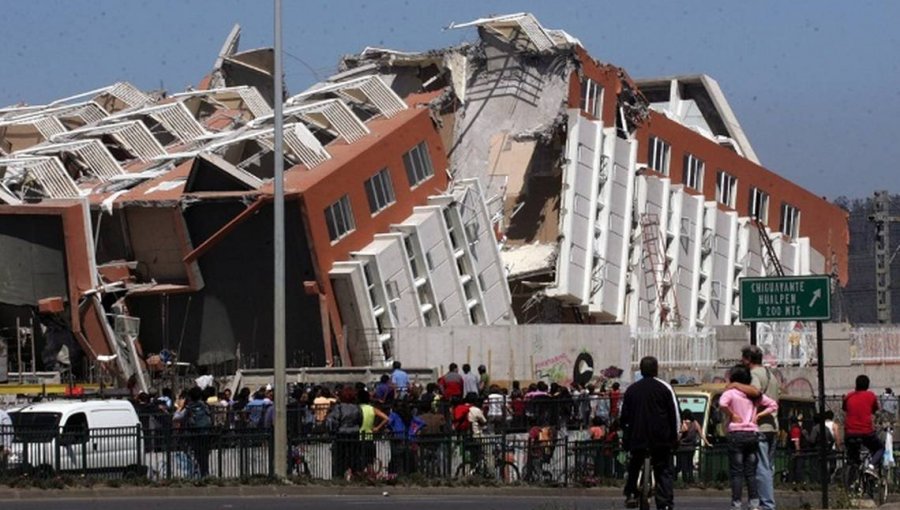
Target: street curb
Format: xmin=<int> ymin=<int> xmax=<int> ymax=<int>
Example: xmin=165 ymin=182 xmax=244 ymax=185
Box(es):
xmin=0 ymin=484 xmax=835 ymax=501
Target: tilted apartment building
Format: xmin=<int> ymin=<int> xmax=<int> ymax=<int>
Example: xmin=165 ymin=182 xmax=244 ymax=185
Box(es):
xmin=336 ymin=13 xmax=848 ymax=330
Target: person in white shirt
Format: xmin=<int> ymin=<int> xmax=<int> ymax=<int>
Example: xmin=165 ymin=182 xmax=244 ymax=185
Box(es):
xmin=0 ymin=408 xmax=12 ymax=468
xmin=468 ymin=399 xmax=487 ymax=437
xmin=461 ymin=364 xmax=479 ymax=397
xmin=486 ymin=386 xmax=510 ymax=433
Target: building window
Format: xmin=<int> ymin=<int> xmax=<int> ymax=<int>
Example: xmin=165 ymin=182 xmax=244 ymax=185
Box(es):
xmin=362 ymin=262 xmax=378 ymax=306
xmin=780 ymin=203 xmax=801 ymax=239
xmin=324 ymin=194 xmax=355 ymax=242
xmin=469 ymin=306 xmax=482 ymax=325
xmin=464 ymin=280 xmax=477 ymax=301
xmin=716 ymin=170 xmax=737 ymax=208
xmin=683 ymin=153 xmax=704 ymax=191
xmin=364 ymin=168 xmax=395 ymax=214
xmin=404 ymin=236 xmax=421 ymax=279
xmin=580 ymin=78 xmax=603 ymax=118
xmin=443 ymin=208 xmax=460 ymax=250
xmin=402 ymin=141 xmax=434 ymax=187
xmin=749 ymin=187 xmax=769 ymax=224
xmin=647 ymin=136 xmax=671 ymax=176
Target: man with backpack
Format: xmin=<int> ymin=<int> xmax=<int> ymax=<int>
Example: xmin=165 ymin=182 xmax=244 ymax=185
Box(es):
xmin=244 ymin=390 xmax=272 ymax=429
xmin=174 ymin=386 xmax=212 ymax=477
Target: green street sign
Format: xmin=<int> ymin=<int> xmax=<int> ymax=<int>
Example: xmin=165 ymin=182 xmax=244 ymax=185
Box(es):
xmin=739 ymin=275 xmax=832 ymax=322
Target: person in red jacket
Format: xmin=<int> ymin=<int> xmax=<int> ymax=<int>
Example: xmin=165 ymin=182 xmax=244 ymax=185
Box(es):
xmin=440 ymin=363 xmax=464 ymax=401
xmin=843 ymin=374 xmax=884 ymax=474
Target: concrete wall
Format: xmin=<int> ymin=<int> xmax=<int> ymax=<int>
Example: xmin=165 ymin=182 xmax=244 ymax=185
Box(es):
xmin=395 ymin=324 xmax=632 ymax=386
xmin=663 ymin=323 xmax=900 ymax=395
xmin=395 ymin=322 xmax=899 ymax=394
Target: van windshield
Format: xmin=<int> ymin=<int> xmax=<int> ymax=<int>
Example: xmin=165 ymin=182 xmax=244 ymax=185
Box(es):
xmin=677 ymin=395 xmax=708 ymax=417
xmin=13 ymin=412 xmax=61 ymax=443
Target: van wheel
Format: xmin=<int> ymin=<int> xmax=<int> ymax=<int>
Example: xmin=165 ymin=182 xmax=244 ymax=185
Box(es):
xmin=124 ymin=464 xmax=147 ymax=479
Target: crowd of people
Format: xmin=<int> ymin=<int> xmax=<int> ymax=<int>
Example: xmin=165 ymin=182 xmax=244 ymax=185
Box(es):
xmin=119 ymin=352 xmax=895 ymax=498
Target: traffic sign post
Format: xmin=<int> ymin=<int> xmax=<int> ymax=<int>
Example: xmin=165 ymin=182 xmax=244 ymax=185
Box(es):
xmin=739 ymin=275 xmax=832 ymax=508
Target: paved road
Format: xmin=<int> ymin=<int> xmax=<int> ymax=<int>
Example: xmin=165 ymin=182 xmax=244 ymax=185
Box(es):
xmin=5 ymin=493 xmax=734 ymax=510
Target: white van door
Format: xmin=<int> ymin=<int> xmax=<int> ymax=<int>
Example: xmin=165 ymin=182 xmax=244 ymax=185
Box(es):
xmin=58 ymin=412 xmax=89 ymax=472
xmin=87 ymin=408 xmax=141 ymax=470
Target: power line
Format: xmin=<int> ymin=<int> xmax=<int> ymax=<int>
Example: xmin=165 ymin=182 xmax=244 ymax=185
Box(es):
xmin=282 ymin=50 xmax=325 ymax=81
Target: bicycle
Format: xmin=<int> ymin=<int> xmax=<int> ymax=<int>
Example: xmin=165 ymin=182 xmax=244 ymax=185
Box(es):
xmin=454 ymin=440 xmax=520 ymax=483
xmin=638 ymin=456 xmax=654 ymax=510
xmin=624 ymin=451 xmax=655 ymax=510
xmin=839 ymin=435 xmax=890 ymax=506
xmin=520 ymin=457 xmax=555 ymax=484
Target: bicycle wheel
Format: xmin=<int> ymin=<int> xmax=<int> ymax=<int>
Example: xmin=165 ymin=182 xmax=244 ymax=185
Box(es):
xmin=639 ymin=457 xmax=652 ymax=510
xmin=842 ymin=463 xmax=860 ymax=495
xmin=496 ymin=461 xmax=520 ymax=483
xmin=873 ymin=472 xmax=888 ymax=506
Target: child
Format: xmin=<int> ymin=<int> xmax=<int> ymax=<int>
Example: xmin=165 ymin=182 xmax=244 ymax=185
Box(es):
xmin=719 ymin=365 xmax=778 ymax=510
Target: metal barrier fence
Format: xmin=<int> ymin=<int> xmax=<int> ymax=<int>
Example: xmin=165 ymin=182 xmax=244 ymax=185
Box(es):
xmin=1 ymin=423 xmax=898 ymax=489
xmin=0 ymin=424 xmax=273 ymax=480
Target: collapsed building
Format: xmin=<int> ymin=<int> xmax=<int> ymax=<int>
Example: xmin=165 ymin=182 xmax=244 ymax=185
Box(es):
xmin=0 ymin=14 xmax=849 ymax=387
xmin=336 ymin=12 xmax=848 ymax=331
xmin=0 ymin=25 xmax=515 ymax=388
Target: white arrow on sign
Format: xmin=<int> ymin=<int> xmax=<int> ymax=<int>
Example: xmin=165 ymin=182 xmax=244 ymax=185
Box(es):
xmin=808 ymin=288 xmax=822 ymax=308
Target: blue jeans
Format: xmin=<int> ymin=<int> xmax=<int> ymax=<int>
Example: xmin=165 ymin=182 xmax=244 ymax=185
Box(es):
xmin=728 ymin=431 xmax=760 ymax=509
xmin=846 ymin=433 xmax=885 ymax=468
xmin=756 ymin=432 xmax=776 ymax=510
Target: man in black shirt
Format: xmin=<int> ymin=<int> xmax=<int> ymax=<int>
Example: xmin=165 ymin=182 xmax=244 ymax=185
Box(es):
xmin=621 ymin=356 xmax=680 ymax=510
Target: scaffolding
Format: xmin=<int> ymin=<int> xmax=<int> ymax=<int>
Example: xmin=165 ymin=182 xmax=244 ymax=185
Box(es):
xmin=640 ymin=213 xmax=681 ymax=328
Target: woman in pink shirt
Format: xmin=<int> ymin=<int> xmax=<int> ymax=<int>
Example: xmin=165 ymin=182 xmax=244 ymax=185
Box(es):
xmin=719 ymin=365 xmax=778 ymax=510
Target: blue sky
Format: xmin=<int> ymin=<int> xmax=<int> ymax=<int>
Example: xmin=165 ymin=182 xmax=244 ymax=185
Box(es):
xmin=2 ymin=0 xmax=898 ymax=200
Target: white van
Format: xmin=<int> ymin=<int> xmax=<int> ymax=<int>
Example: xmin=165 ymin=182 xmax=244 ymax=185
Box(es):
xmin=9 ymin=400 xmax=143 ymax=476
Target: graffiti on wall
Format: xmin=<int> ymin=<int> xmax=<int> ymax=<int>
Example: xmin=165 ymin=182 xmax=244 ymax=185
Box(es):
xmin=533 ymin=353 xmax=573 ymax=383
xmin=533 ymin=349 xmax=624 ymax=387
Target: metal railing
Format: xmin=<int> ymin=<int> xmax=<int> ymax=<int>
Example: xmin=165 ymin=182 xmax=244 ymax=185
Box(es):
xmin=1 ymin=423 xmax=897 ymax=489
xmin=851 ymin=326 xmax=900 ymax=364
xmin=632 ymin=328 xmax=718 ymax=368
xmin=0 ymin=424 xmax=273 ymax=480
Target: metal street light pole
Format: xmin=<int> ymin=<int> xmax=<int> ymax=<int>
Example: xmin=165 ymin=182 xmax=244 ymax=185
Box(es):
xmin=272 ymin=0 xmax=287 ymax=479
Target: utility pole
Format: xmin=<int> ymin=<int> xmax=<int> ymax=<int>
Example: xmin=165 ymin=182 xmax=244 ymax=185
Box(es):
xmin=869 ymin=190 xmax=899 ymax=324
xmin=272 ymin=0 xmax=287 ymax=479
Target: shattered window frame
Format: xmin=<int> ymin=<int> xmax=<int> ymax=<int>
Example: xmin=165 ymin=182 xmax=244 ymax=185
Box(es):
xmin=749 ymin=187 xmax=770 ymax=224
xmin=648 ymin=136 xmax=671 ymax=176
xmin=780 ymin=202 xmax=801 ymax=240
xmin=683 ymin=153 xmax=704 ymax=191
xmin=580 ymin=78 xmax=603 ymax=119
xmin=715 ymin=170 xmax=737 ymax=208
xmin=364 ymin=167 xmax=395 ymax=215
xmin=402 ymin=141 xmax=434 ymax=188
xmin=325 ymin=194 xmax=356 ymax=242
